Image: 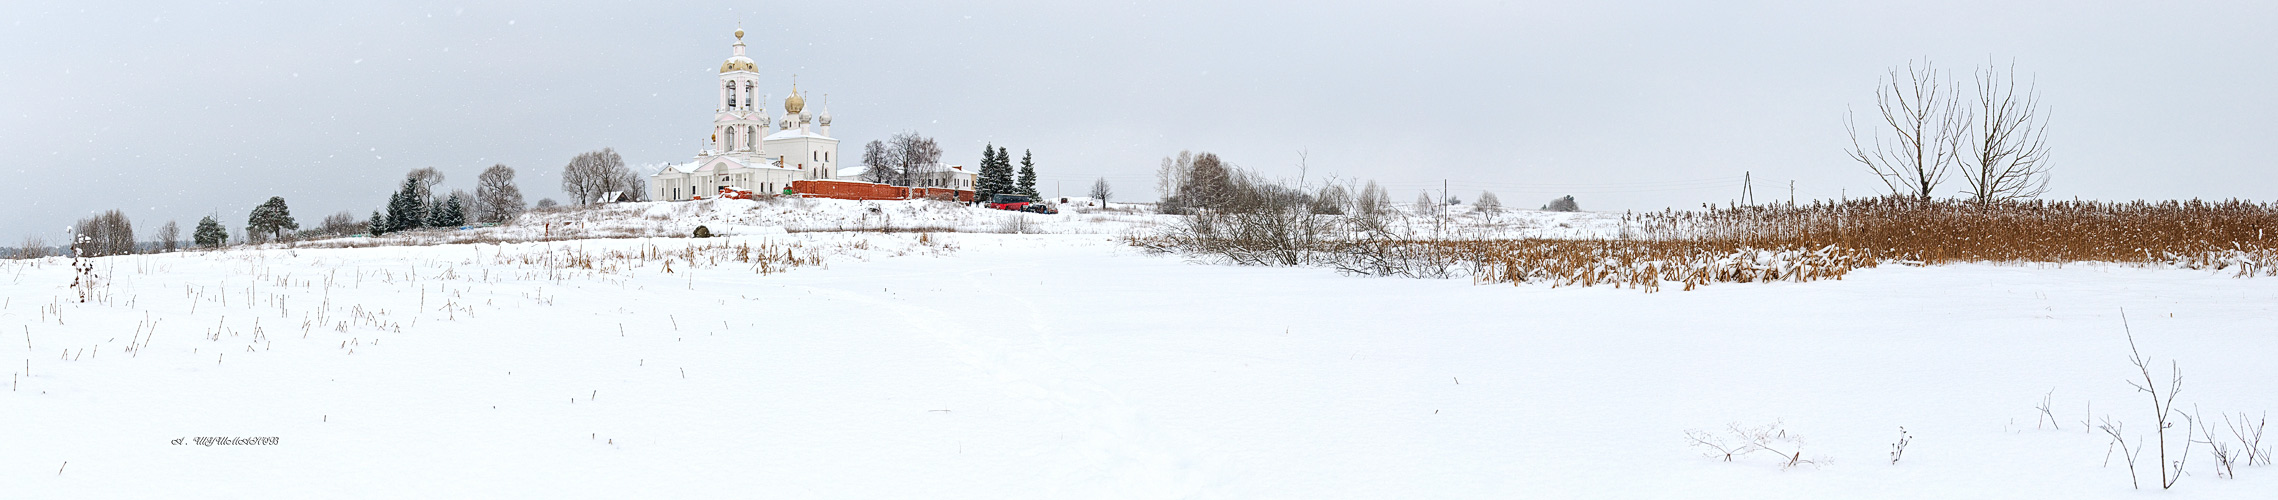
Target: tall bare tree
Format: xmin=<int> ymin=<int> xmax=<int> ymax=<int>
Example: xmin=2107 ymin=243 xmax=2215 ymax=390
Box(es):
xmin=1962 ymin=60 xmax=2053 ymax=204
xmin=156 ymin=221 xmax=180 ymax=252
xmin=1178 ymin=152 xmax=1233 ymax=210
xmin=407 ymin=167 xmax=446 ymax=205
xmin=1847 ymin=59 xmax=1969 ymax=201
xmin=1155 ymin=151 xmax=1193 ymax=213
xmin=859 ymin=140 xmax=896 ymax=184
xmin=476 ymin=164 xmax=527 ymax=222
xmin=562 ymin=148 xmax=634 ymax=205
xmin=1088 ymin=177 xmax=1113 ymax=207
xmin=1355 ymin=180 xmax=1391 ymax=216
xmin=318 ymin=211 xmax=363 ymax=235
xmin=890 ymin=131 xmax=942 ymax=188
xmin=72 ymin=210 xmax=135 ymax=256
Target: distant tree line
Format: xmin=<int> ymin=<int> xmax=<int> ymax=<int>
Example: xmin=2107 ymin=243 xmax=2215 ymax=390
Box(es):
xmin=7 ymin=146 xmax=664 ymax=257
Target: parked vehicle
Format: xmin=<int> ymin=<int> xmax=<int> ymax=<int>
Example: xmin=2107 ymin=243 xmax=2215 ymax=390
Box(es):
xmin=694 ymin=186 xmax=756 ymax=200
xmin=985 ymin=194 xmax=1056 ymax=214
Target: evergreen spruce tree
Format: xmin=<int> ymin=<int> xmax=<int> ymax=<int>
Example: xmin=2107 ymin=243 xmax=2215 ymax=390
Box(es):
xmin=980 ymin=145 xmax=1017 ymax=200
xmin=1016 ymin=149 xmax=1039 ymax=198
xmin=437 ymin=196 xmax=466 ymax=228
xmin=384 ymin=178 xmax=425 ymax=233
xmin=975 ymin=144 xmax=1004 ymax=202
xmin=193 ymin=216 xmax=229 ymax=248
xmin=367 ymin=211 xmax=387 ymax=236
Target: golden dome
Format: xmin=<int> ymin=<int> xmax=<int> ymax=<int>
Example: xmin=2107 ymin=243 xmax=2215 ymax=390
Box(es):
xmin=784 ymin=86 xmax=805 ymax=114
xmin=720 ymin=57 xmax=756 ymax=73
xmin=735 ymin=28 xmax=744 ymax=40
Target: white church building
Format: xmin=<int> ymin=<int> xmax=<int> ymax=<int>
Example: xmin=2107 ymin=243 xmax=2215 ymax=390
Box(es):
xmin=650 ymin=28 xmax=842 ymax=201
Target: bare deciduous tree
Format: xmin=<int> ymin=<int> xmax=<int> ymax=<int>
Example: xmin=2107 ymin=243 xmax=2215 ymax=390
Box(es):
xmin=318 ymin=211 xmax=363 ymax=236
xmin=156 ymin=221 xmax=179 ymax=252
xmin=1847 ymin=59 xmax=1969 ymax=201
xmin=71 ymin=210 xmax=135 ymax=256
xmin=890 ymin=131 xmax=942 ymax=188
xmin=1178 ymin=152 xmax=1233 ymax=211
xmin=1963 ymin=61 xmax=2053 ymax=204
xmin=1354 ymin=180 xmax=1390 ymax=216
xmin=476 ymin=164 xmax=527 ymax=223
xmin=1088 ymin=177 xmax=1112 ymax=207
xmin=1155 ymin=151 xmax=1193 ymax=213
xmin=859 ymin=140 xmax=897 ymax=184
xmin=17 ymin=235 xmax=50 ymax=258
xmin=1475 ymin=191 xmax=1502 ymax=214
xmin=562 ymin=148 xmax=637 ymax=205
xmin=407 ymin=167 xmax=445 ymax=205
xmin=1310 ymin=184 xmax=1350 ymax=215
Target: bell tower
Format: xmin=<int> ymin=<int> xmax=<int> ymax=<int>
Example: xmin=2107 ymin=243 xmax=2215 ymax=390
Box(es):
xmin=712 ymin=27 xmax=767 ymax=159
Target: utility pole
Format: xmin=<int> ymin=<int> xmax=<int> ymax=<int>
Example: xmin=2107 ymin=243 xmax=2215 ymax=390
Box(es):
xmin=1789 ymin=180 xmax=1795 ymax=205
xmin=1740 ymin=171 xmax=1755 ymax=206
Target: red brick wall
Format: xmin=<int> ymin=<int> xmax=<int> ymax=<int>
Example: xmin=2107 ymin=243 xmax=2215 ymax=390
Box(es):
xmin=791 ymin=180 xmax=973 ymax=202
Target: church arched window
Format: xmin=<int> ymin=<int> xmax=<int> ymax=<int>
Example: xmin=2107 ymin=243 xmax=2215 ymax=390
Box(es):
xmin=726 ymin=128 xmax=738 ymax=150
xmin=725 ymin=82 xmax=738 ymax=110
xmin=743 ymin=82 xmax=754 ymax=109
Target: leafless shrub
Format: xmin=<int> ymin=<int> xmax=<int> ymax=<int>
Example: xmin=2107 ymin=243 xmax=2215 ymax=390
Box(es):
xmin=1890 ymin=427 xmax=1912 ymax=464
xmin=2230 ymin=412 xmax=2271 ymax=467
xmin=2101 ymin=416 xmax=2145 ymax=489
xmin=2199 ymin=407 xmax=2238 ymax=479
xmin=16 ymin=235 xmax=51 ymax=259
xmin=1685 ymin=421 xmax=1824 ymax=470
xmin=1475 ymin=191 xmax=1502 ymax=214
xmin=993 ymin=215 xmax=1035 ymax=235
xmin=2120 ymin=309 xmax=2192 ymax=490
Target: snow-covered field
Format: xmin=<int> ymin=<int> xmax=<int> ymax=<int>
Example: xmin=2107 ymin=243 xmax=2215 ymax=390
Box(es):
xmin=6 ymin=205 xmax=2276 ymax=498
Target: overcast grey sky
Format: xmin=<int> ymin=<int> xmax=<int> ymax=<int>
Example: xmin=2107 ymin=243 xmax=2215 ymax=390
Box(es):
xmin=3 ymin=1 xmax=2273 ymax=242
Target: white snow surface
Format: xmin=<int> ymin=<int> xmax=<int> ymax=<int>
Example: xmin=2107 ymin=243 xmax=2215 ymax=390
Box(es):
xmin=6 ymin=227 xmax=2277 ymax=497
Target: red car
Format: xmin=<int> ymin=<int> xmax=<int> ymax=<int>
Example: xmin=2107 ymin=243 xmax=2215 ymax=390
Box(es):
xmin=985 ymin=194 xmax=1056 ymax=214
